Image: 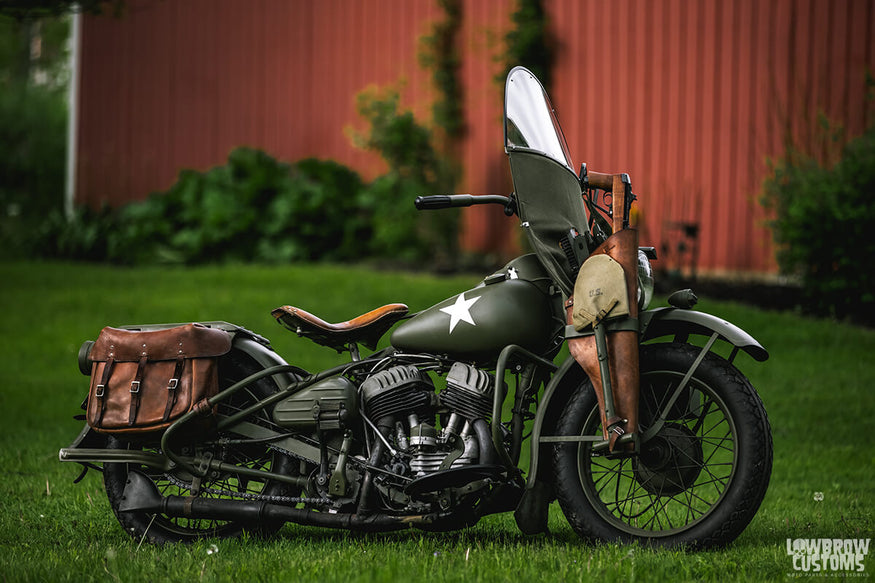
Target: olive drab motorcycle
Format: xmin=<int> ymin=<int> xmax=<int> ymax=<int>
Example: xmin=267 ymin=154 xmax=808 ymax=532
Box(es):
xmin=60 ymin=67 xmax=772 ymax=549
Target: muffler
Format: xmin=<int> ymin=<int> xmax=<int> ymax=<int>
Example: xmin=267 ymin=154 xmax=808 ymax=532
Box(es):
xmin=120 ymin=471 xmax=442 ymax=532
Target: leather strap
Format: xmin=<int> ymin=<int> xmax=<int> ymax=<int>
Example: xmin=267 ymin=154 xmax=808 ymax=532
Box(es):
xmin=163 ymin=356 xmax=185 ymax=422
xmin=95 ymin=357 xmax=114 ymax=425
xmin=128 ymin=356 xmax=147 ymax=426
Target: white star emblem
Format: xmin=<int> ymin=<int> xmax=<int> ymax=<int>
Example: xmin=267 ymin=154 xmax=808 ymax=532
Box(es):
xmin=439 ymin=292 xmax=481 ymax=333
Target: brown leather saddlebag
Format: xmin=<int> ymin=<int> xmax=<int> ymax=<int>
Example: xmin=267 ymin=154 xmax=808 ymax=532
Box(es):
xmin=85 ymin=324 xmax=232 ymax=435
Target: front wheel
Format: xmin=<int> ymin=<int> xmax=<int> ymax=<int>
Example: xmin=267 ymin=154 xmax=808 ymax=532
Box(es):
xmin=552 ymin=343 xmax=772 ymax=549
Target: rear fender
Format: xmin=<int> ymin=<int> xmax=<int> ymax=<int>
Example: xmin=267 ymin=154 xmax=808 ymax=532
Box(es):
xmin=229 ymin=334 xmax=304 ymax=391
xmin=113 ymin=321 xmax=305 ymax=391
xmin=63 ymin=322 xmax=301 ymax=455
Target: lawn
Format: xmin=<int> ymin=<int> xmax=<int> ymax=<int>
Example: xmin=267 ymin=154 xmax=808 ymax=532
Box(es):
xmin=0 ymin=261 xmax=872 ymax=582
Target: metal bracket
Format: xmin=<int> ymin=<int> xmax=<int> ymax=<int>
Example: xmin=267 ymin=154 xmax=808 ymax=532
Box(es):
xmin=641 ymin=332 xmax=719 ymax=442
xmin=328 ymin=431 xmax=353 ymax=497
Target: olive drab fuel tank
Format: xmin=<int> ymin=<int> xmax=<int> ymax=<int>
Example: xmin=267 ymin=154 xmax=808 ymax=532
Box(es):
xmin=390 ymin=254 xmax=564 ymax=363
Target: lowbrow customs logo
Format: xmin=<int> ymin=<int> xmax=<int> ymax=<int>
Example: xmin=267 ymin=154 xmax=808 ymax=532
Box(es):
xmin=786 ymin=538 xmax=870 ymax=576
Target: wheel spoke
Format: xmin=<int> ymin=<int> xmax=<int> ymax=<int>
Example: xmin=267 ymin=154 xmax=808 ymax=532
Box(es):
xmin=689 ymin=400 xmax=713 ymax=434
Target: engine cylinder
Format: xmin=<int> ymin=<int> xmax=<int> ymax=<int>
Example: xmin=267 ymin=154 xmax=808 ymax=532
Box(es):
xmin=440 ymin=362 xmax=494 ymax=420
xmin=361 ymin=365 xmax=434 ymax=421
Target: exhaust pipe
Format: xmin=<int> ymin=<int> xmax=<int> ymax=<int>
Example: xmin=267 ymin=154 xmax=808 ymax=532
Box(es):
xmin=120 ymin=471 xmax=442 ymax=532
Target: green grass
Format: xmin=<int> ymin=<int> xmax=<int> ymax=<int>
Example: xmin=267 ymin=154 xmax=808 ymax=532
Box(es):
xmin=0 ymin=261 xmax=872 ymax=582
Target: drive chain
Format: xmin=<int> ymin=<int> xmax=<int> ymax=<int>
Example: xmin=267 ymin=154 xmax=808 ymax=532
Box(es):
xmin=164 ymin=473 xmax=330 ymax=507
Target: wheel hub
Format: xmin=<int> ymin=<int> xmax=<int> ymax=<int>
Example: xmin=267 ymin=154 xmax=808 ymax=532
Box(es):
xmin=634 ymin=423 xmax=703 ymax=495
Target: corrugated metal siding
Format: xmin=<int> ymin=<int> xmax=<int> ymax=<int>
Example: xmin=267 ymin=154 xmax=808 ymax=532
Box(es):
xmin=76 ymin=0 xmax=875 ymax=274
xmin=77 ymin=0 xmax=442 ymax=202
xmin=547 ymin=0 xmax=875 ymax=274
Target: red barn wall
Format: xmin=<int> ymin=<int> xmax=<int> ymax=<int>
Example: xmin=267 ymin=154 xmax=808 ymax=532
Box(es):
xmin=75 ymin=0 xmax=875 ymax=275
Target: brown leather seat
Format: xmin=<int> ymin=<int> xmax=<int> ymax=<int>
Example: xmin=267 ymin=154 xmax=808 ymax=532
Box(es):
xmin=271 ymin=303 xmax=409 ymax=351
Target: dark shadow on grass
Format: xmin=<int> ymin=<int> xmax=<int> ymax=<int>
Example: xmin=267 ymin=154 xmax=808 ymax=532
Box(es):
xmin=269 ymin=520 xmax=585 ymax=549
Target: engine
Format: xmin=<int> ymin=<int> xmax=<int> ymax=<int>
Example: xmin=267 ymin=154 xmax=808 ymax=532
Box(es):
xmin=361 ymin=362 xmax=496 ymax=477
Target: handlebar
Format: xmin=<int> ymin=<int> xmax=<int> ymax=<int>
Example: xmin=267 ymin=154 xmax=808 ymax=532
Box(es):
xmin=415 ymin=194 xmax=512 ymax=210
xmin=586 ymin=170 xmax=614 ymax=191
xmin=581 ymin=168 xmax=633 ymax=232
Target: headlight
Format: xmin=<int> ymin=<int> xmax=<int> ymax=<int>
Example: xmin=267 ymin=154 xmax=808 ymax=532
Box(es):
xmin=637 ymin=250 xmax=654 ymax=310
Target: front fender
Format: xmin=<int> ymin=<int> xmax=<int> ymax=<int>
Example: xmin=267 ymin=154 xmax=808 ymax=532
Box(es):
xmin=525 ymin=356 xmax=586 ymax=489
xmin=526 ymin=307 xmax=767 ymax=488
xmin=640 ymin=307 xmax=769 ymax=362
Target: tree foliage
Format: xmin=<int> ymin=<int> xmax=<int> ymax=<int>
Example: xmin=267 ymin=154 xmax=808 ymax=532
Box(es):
xmin=0 ymin=11 xmax=70 ymax=258
xmin=418 ymin=0 xmax=464 ymax=142
xmin=0 ymin=0 xmax=122 ymax=20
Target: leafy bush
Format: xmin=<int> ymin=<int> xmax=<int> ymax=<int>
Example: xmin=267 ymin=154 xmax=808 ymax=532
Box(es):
xmin=351 ymin=86 xmax=459 ymax=265
xmin=32 ymin=86 xmax=463 ymax=267
xmin=761 ymin=122 xmax=875 ymax=324
xmin=32 ymin=204 xmax=116 ymax=261
xmin=36 ymin=149 xmax=372 ymax=264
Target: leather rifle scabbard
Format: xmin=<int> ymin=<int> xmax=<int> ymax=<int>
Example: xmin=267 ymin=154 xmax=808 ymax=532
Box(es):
xmin=567 ymin=229 xmax=640 ymax=452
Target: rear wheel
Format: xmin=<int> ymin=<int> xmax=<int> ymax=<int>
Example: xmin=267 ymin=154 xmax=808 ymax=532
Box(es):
xmin=103 ymin=350 xmax=301 ymax=544
xmin=552 ymin=343 xmax=772 ymax=549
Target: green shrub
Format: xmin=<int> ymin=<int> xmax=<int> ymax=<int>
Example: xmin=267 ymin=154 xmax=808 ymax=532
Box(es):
xmin=31 ymin=204 xmax=116 ymax=261
xmin=110 ymin=149 xmax=371 ymax=264
xmin=32 ymin=107 xmax=461 ymax=267
xmin=351 ymin=86 xmax=459 ymax=264
xmin=258 ymin=157 xmax=370 ymax=263
xmin=34 ymin=149 xmax=373 ymax=264
xmin=761 ymin=123 xmax=875 ymax=324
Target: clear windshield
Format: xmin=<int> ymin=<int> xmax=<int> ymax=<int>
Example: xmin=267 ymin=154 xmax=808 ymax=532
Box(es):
xmin=504 ymin=67 xmax=573 ymax=169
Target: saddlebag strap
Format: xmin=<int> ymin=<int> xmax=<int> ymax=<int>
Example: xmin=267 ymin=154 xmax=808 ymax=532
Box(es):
xmin=128 ymin=356 xmax=147 ymax=426
xmin=95 ymin=357 xmax=115 ymax=425
xmin=162 ymin=356 xmax=186 ymax=422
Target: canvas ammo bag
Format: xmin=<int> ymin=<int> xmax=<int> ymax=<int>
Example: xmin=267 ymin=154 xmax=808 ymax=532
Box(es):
xmin=85 ymin=324 xmax=232 ymax=435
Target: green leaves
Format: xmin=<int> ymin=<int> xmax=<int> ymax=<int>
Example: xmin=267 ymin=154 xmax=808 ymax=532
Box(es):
xmin=33 ymin=149 xmax=372 ymax=265
xmin=761 ymin=122 xmax=875 ymax=324
xmin=351 ymin=87 xmax=459 ymax=265
xmin=114 ymin=150 xmax=371 ymax=264
xmin=497 ymin=0 xmax=555 ymax=93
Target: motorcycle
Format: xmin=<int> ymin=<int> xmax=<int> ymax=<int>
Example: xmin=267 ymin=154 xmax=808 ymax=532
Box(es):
xmin=59 ymin=67 xmax=772 ymax=549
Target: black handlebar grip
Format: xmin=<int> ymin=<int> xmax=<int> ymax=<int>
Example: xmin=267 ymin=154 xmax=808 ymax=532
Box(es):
xmin=415 ymin=195 xmax=453 ymax=210
xmin=415 ymin=195 xmax=479 ymax=209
